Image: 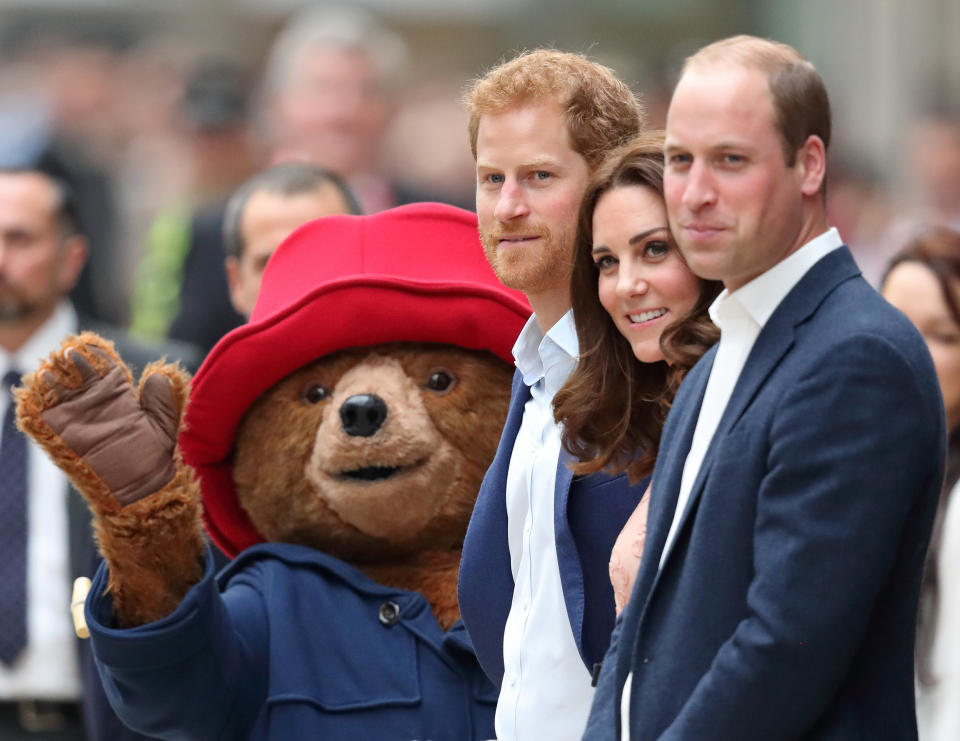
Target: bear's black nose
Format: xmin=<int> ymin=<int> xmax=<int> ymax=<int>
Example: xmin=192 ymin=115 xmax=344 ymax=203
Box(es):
xmin=340 ymin=394 xmax=388 ymax=437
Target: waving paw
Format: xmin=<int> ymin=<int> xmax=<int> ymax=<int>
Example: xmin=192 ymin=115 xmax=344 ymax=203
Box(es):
xmin=15 ymin=333 xmax=190 ymax=513
xmin=14 ymin=333 xmax=204 ymax=626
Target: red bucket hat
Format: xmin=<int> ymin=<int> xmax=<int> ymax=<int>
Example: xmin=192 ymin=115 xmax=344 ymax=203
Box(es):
xmin=180 ymin=202 xmax=530 ymax=557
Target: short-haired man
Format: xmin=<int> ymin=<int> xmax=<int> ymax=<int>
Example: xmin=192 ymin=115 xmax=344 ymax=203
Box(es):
xmin=584 ymin=35 xmax=944 ymax=740
xmin=457 ymin=50 xmax=643 ymax=740
xmin=222 ymin=162 xmax=360 ymax=318
xmin=0 ymin=167 xmax=192 ymax=740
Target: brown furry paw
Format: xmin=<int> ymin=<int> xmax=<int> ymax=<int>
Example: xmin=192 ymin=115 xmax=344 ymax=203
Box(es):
xmin=14 ymin=332 xmax=191 ymax=514
xmin=16 ymin=333 xmax=206 ymax=626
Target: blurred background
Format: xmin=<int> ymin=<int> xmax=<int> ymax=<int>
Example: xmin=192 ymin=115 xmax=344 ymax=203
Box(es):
xmin=0 ymin=0 xmax=955 ymax=331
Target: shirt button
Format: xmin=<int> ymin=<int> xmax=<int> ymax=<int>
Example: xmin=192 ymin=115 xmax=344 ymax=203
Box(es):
xmin=378 ymin=601 xmax=400 ymax=627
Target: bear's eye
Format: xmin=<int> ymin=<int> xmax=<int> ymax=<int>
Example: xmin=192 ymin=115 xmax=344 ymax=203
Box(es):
xmin=425 ymin=369 xmax=457 ymax=394
xmin=300 ymin=384 xmax=329 ymax=405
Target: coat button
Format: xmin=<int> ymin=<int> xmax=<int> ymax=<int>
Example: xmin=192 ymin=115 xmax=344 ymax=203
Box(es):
xmin=378 ymin=601 xmax=400 ymax=626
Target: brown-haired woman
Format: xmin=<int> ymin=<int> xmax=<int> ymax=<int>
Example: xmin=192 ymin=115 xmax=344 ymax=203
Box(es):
xmin=553 ymin=133 xmax=722 ymax=613
xmin=882 ymin=227 xmax=960 ymax=741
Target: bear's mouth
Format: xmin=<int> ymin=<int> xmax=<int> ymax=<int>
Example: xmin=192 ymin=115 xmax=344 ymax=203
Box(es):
xmin=329 ymin=457 xmax=428 ymax=484
xmin=339 ymin=465 xmax=400 ymax=482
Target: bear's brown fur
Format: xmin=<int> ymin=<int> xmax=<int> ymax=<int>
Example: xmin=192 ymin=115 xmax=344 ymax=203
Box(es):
xmin=15 ymin=333 xmax=512 ymax=631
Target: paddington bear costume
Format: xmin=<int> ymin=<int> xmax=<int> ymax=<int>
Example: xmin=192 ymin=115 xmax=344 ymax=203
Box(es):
xmin=16 ymin=203 xmax=530 ymax=740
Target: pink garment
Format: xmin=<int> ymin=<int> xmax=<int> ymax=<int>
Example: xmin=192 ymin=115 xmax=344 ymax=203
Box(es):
xmin=609 ymin=486 xmax=651 ymax=615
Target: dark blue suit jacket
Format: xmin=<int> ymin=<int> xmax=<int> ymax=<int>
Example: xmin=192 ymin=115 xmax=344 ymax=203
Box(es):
xmin=459 ymin=369 xmax=646 ymax=685
xmin=584 ymin=247 xmax=946 ymax=740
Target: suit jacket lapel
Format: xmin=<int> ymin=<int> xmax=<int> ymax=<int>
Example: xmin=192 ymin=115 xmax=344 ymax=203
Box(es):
xmin=640 ymin=353 xmax=712 ymax=592
xmin=458 ymin=369 xmax=529 ymax=682
xmin=490 ymin=370 xmax=530 ymax=493
xmin=553 ymin=449 xmax=582 ymax=651
xmin=613 ymin=349 xmax=713 ymax=688
xmin=614 ymin=247 xmax=863 ymax=702
xmin=653 ymin=246 xmax=862 ymax=577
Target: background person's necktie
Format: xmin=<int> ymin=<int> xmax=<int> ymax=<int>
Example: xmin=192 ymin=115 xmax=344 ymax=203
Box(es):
xmin=0 ymin=370 xmax=28 ymax=666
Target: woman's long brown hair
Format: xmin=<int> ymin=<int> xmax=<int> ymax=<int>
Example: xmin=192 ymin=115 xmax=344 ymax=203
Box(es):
xmin=882 ymin=226 xmax=960 ymax=687
xmin=553 ymin=132 xmax=722 ymax=484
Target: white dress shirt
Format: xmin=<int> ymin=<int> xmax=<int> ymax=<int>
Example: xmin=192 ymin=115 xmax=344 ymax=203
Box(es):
xmin=496 ymin=310 xmax=595 ymax=741
xmin=622 ymin=228 xmax=843 ymax=738
xmin=0 ymin=300 xmax=82 ymax=700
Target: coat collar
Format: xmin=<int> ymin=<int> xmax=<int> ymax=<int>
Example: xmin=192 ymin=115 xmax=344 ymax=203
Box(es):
xmin=614 ymin=247 xmax=861 ymax=696
xmin=651 ymin=246 xmax=862 ymax=581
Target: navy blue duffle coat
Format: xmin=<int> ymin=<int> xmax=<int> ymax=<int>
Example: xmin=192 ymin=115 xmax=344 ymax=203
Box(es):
xmin=86 ymin=543 xmax=496 ymax=740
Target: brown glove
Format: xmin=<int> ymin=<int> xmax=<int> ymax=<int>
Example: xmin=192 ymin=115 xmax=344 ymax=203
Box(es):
xmin=15 ymin=333 xmax=205 ymax=626
xmin=39 ymin=346 xmax=179 ymax=506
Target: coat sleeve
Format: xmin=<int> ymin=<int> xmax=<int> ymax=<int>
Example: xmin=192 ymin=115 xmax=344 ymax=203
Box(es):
xmin=86 ymin=546 xmax=270 ymax=740
xmin=658 ymin=333 xmax=944 ymax=740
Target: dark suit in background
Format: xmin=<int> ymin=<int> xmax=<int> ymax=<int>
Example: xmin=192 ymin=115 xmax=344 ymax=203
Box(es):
xmin=167 ymin=203 xmax=244 ymax=358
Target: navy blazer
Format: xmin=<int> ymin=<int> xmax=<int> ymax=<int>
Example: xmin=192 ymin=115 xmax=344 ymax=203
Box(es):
xmin=459 ymin=369 xmax=646 ymax=685
xmin=584 ymin=247 xmax=946 ymax=740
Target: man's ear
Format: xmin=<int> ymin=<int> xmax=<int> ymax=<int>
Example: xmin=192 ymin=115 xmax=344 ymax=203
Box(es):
xmin=797 ymin=135 xmax=827 ymax=197
xmin=224 ymin=256 xmax=244 ymax=315
xmin=57 ymin=234 xmax=88 ymax=292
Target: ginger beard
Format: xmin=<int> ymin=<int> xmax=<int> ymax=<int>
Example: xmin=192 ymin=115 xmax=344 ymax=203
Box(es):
xmin=479 ymin=219 xmax=574 ymax=296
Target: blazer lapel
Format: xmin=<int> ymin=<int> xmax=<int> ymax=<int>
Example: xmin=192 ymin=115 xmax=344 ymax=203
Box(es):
xmin=640 ymin=352 xmax=713 ymax=590
xmin=458 ymin=369 xmax=529 ymax=682
xmin=613 ymin=350 xmax=713 ymax=688
xmin=654 ymin=246 xmax=862 ymax=576
xmin=615 ymin=247 xmax=863 ymax=706
xmin=553 ymin=450 xmax=581 ymax=651
xmin=464 ymin=369 xmax=529 ymax=561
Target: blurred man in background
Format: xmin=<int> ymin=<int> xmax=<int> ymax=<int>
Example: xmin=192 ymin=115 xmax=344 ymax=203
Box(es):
xmin=130 ymin=58 xmax=259 ymax=354
xmin=262 ymin=4 xmax=441 ymax=212
xmin=220 ymin=162 xmax=360 ymax=319
xmin=0 ymin=164 xmax=187 ymax=740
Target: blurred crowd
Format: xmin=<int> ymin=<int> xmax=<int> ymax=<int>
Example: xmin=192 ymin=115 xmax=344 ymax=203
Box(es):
xmin=0 ymin=4 xmax=477 ymax=359
xmin=1 ymin=6 xmax=960 ymax=739
xmin=0 ymin=5 xmax=955 ymax=361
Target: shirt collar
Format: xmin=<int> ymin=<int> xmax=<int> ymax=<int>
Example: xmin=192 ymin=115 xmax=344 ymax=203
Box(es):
xmin=512 ymin=309 xmax=578 ymax=388
xmin=1 ymin=301 xmax=77 ymax=379
xmin=709 ymin=227 xmax=843 ymax=330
